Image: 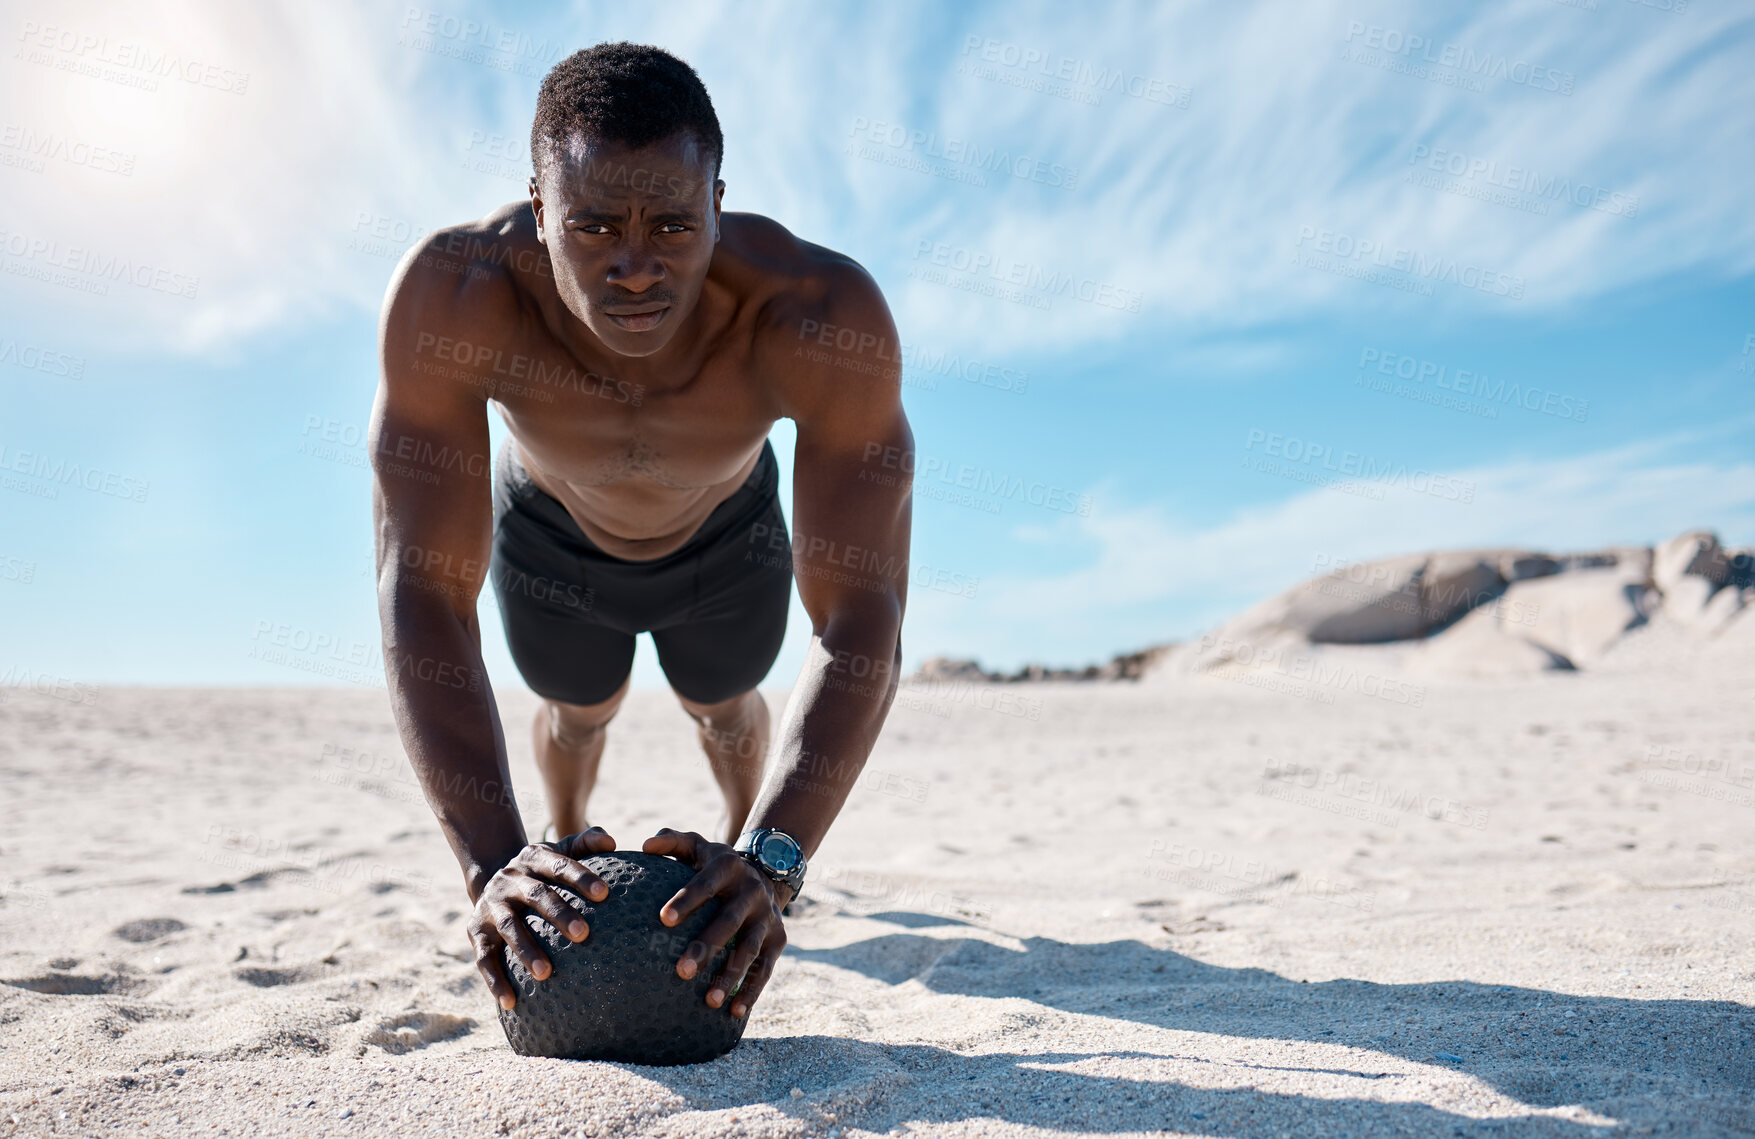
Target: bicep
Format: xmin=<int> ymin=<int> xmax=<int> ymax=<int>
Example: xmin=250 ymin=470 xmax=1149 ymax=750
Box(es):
xmin=370 ymin=281 xmax=495 ymax=617
xmin=776 ymin=265 xmax=915 ymax=628
xmin=789 ymin=406 xmax=913 ymax=628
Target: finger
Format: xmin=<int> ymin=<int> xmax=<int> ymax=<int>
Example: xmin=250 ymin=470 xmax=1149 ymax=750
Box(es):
xmin=557 ymin=826 xmax=616 ymax=857
xmin=678 ymin=905 xmax=747 ymax=983
xmin=520 ymin=880 xmax=590 ymax=942
xmin=641 ymin=828 xmax=704 ymax=866
xmin=658 ymin=858 xmax=736 ymax=928
xmin=706 ymin=919 xmax=768 ymax=1008
xmin=518 ymin=845 xmax=609 ymax=903
xmin=729 ymin=930 xmax=786 ymax=1018
xmin=471 ymin=930 xmax=518 ymax=1011
xmin=493 ymin=906 xmax=554 ymax=982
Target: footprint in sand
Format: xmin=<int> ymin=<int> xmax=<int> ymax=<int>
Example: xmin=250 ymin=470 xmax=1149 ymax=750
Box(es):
xmin=112 ymin=917 xmax=188 ymax=943
xmin=4 ymin=972 xmax=138 ymax=995
xmin=362 ymin=1011 xmax=475 ymax=1054
xmin=235 ymin=966 xmax=317 ymax=987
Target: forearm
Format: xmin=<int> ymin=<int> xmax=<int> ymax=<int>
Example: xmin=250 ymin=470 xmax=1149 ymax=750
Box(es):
xmin=380 ymin=585 xmax=525 ymax=899
xmin=748 ymin=606 xmax=902 ymax=858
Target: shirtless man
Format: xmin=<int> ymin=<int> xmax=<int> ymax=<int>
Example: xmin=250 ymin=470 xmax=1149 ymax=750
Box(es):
xmin=369 ymin=43 xmax=912 ymax=1021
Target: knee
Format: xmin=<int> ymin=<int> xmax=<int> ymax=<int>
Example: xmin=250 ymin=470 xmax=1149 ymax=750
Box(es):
xmin=542 ymin=694 xmax=623 ymax=750
xmin=680 ymin=688 xmax=765 ymax=737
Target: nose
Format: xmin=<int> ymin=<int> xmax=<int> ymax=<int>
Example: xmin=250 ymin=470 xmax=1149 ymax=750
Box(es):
xmin=606 ymin=238 xmax=664 ymax=295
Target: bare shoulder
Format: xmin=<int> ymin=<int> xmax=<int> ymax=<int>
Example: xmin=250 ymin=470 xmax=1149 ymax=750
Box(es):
xmin=723 ymin=213 xmax=900 ymax=418
xmin=379 ymin=203 xmax=544 ymax=362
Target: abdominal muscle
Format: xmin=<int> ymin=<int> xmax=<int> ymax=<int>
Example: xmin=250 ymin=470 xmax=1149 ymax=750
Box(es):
xmin=512 ymin=437 xmax=763 ymax=562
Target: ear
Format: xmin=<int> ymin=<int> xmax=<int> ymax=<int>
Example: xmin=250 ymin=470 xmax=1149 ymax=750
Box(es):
xmin=528 ymin=174 xmax=547 ymax=246
xmin=712 ymin=178 xmax=726 ymax=243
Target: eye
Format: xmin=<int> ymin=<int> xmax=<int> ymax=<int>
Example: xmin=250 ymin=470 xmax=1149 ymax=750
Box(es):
xmin=658 ymin=223 xmax=689 ymax=234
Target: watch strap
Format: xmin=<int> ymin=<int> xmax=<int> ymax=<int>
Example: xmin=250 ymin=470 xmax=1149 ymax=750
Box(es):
xmin=734 ymin=827 xmax=807 ymax=893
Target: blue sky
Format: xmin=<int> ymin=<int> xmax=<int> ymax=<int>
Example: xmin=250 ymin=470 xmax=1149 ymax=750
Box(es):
xmin=2 ymin=0 xmax=1753 ymax=691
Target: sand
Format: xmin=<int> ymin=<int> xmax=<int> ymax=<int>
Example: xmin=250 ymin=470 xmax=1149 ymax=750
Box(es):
xmin=2 ymin=615 xmax=1753 ymax=1137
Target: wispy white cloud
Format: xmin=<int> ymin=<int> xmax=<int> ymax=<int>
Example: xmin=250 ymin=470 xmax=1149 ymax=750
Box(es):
xmin=3 ymin=0 xmax=1749 ymax=357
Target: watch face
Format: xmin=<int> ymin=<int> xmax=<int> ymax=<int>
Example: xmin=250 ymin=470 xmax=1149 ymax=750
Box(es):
xmin=757 ymin=833 xmax=800 ymax=872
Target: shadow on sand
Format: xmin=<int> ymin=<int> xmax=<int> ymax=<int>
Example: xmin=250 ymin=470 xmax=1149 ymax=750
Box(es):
xmin=637 ymin=916 xmax=1754 ymax=1137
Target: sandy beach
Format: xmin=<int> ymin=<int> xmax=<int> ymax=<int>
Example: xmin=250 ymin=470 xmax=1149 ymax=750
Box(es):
xmin=2 ymin=604 xmax=1752 ymax=1138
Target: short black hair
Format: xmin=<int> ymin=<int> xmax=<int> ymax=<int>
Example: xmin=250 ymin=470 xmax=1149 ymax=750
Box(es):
xmin=530 ymin=42 xmax=723 ymax=185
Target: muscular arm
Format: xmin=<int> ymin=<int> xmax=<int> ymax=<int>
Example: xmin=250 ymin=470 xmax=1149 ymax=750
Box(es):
xmin=754 ymin=260 xmax=914 ymax=861
xmin=371 ymin=237 xmax=610 ymax=1008
xmin=641 ymin=255 xmax=911 ymax=1019
xmin=370 ymin=245 xmax=521 ymax=898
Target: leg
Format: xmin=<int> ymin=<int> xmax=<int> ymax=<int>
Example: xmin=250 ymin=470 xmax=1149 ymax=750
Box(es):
xmin=648 ymin=470 xmax=792 ymax=843
xmin=675 ymin=687 xmax=770 ymax=842
xmin=652 ymin=579 xmax=790 ymax=844
xmin=531 ymin=676 xmax=630 ymax=839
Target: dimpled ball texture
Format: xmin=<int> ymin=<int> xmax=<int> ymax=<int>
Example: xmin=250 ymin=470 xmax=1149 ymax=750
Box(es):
xmin=497 ymin=851 xmax=747 ymax=1065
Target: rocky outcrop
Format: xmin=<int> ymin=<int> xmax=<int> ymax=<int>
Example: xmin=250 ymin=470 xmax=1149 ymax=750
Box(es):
xmin=911 ymin=645 xmax=1172 ymax=685
xmin=908 ymin=529 xmax=1752 ymax=684
xmin=1178 ymin=529 xmax=1749 ymax=678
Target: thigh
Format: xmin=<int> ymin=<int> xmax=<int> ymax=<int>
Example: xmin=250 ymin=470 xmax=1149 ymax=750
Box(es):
xmin=494 ymin=579 xmax=637 ymax=706
xmin=650 ymin=570 xmax=792 ymax=706
xmin=491 ymin=461 xmax=637 ymax=705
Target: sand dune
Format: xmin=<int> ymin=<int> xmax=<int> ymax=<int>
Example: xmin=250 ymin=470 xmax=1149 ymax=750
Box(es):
xmin=3 ymin=587 xmax=1754 ymax=1137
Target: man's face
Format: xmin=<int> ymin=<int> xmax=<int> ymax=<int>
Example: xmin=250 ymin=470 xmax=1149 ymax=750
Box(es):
xmin=531 ymin=131 xmax=724 ymax=358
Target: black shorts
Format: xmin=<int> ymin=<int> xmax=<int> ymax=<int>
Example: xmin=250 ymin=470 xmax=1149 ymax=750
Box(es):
xmin=490 ymin=439 xmax=792 ymax=706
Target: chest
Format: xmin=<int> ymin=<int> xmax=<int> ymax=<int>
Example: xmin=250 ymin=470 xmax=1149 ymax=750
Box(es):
xmin=486 ymin=339 xmax=775 ymax=491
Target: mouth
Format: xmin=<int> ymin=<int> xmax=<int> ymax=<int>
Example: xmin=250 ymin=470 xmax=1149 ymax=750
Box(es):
xmin=603 ymin=305 xmax=670 ymax=332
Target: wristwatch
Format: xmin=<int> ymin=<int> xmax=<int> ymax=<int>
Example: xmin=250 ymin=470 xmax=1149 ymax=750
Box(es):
xmin=733 ymin=827 xmax=807 ymax=895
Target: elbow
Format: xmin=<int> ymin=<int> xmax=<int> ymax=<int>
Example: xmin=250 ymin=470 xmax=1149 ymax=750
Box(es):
xmin=378 ymin=570 xmax=481 ymax=637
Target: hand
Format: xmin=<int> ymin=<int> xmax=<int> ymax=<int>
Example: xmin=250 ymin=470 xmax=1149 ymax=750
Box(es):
xmin=643 ymin=828 xmax=789 ymax=1019
xmin=467 ymin=826 xmax=617 ymax=1010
